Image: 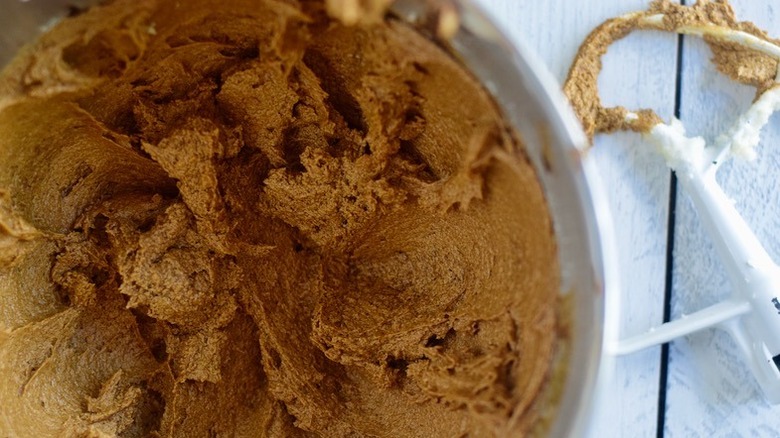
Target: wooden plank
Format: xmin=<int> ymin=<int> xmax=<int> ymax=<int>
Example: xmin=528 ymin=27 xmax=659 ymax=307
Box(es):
xmin=473 ymin=1 xmax=678 ymax=436
xmin=668 ymin=0 xmax=780 ymax=436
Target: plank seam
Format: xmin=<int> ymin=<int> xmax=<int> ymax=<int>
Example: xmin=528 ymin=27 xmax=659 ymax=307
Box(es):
xmin=656 ymin=5 xmax=686 ymax=435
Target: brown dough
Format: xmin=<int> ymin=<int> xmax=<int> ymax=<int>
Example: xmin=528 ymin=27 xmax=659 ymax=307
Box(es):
xmin=564 ymin=0 xmax=780 ymax=142
xmin=0 ymin=0 xmax=561 ymax=436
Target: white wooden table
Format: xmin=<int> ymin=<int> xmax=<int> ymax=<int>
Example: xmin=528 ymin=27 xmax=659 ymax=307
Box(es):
xmin=473 ymin=0 xmax=780 ymax=436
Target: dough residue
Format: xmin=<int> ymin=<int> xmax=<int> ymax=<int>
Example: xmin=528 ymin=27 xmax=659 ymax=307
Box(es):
xmin=564 ymin=0 xmax=780 ymax=142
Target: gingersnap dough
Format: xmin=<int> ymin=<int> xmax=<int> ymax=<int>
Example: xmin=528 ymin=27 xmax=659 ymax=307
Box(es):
xmin=0 ymin=0 xmax=561 ymax=436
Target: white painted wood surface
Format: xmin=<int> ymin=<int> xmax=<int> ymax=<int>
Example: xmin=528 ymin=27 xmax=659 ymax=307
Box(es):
xmin=473 ymin=0 xmax=780 ymax=436
xmin=668 ymin=1 xmax=780 ymax=437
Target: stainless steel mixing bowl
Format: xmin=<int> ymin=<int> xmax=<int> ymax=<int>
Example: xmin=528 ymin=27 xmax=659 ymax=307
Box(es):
xmin=0 ymin=1 xmax=618 ymax=436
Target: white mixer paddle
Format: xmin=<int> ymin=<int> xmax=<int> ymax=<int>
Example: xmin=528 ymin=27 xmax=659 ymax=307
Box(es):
xmin=612 ymin=91 xmax=780 ymax=403
xmin=561 ymin=1 xmax=780 ymax=404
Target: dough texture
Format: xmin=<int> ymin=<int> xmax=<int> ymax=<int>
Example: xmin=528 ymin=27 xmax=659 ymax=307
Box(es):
xmin=0 ymin=0 xmax=561 ymax=436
